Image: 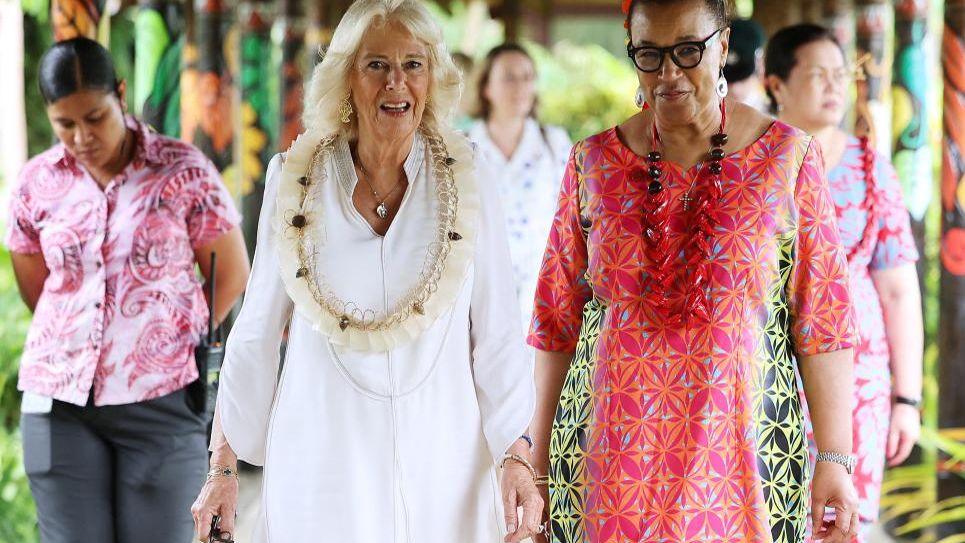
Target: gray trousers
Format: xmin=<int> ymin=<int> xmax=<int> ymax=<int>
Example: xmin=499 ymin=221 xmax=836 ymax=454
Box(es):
xmin=21 ymin=388 xmax=207 ymax=543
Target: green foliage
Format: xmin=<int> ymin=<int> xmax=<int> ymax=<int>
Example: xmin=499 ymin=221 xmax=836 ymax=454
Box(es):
xmin=531 ymin=41 xmax=639 ymax=141
xmin=20 ymin=0 xmax=48 ymax=23
xmin=23 ymin=12 xmax=54 ymax=157
xmin=0 ymin=248 xmax=30 ymax=430
xmin=0 ymin=428 xmax=37 ymax=543
xmin=0 ymin=246 xmax=38 ymax=542
xmin=428 ymin=0 xmax=639 ymax=142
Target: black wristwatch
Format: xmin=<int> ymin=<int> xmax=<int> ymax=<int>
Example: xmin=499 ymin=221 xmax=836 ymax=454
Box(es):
xmin=894 ymin=395 xmax=921 ymax=409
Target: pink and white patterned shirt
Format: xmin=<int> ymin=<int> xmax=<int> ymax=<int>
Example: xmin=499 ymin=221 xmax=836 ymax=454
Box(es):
xmin=5 ymin=118 xmax=241 ymax=406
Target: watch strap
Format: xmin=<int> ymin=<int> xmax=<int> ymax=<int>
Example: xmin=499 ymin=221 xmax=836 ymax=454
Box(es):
xmin=894 ymin=395 xmax=921 ymax=409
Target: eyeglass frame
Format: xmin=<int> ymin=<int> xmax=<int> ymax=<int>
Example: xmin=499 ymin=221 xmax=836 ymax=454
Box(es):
xmin=626 ymin=27 xmax=727 ymax=73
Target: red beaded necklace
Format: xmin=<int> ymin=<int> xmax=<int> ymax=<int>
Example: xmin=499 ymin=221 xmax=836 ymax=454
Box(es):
xmin=638 ymin=101 xmax=728 ymax=325
xmin=842 ymin=136 xmax=879 ymax=263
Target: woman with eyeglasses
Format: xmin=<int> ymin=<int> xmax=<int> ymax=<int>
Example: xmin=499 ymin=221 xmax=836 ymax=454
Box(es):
xmin=468 ymin=44 xmax=572 ymax=329
xmin=528 ymin=2 xmax=860 ymax=542
xmin=766 ymin=24 xmax=923 ymax=542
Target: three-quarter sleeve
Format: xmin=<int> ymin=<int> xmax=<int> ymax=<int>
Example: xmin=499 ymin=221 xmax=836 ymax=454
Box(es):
xmin=469 ymin=166 xmax=536 ymax=462
xmin=527 ymin=145 xmax=592 ymax=353
xmin=869 ymin=156 xmax=919 ymax=270
xmin=186 ymin=158 xmax=242 ymax=249
xmin=4 ymin=168 xmax=42 ymax=254
xmin=217 ymin=154 xmax=293 ymax=465
xmin=788 ymin=140 xmax=856 ymax=357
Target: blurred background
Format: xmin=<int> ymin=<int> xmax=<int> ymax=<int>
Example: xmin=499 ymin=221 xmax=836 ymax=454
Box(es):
xmin=0 ymin=0 xmax=963 ymax=541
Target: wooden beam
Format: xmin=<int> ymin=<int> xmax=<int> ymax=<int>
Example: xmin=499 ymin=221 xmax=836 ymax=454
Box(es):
xmin=938 ymin=2 xmax=965 ymax=536
xmin=853 ymin=0 xmax=892 ymax=155
xmin=51 ymin=0 xmax=102 ymax=41
xmin=180 ymin=0 xmax=234 ymax=172
xmin=277 ymin=0 xmax=305 ymax=151
xmin=499 ymin=0 xmax=522 ymax=42
xmin=823 ymin=0 xmax=855 ymax=55
xmin=752 ymin=1 xmax=802 ymax=39
xmin=238 ymin=0 xmax=276 ymax=258
xmin=892 ymin=0 xmax=932 ymax=294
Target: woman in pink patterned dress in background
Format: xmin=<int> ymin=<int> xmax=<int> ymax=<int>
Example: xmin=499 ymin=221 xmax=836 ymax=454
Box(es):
xmin=5 ymin=38 xmax=249 ymax=543
xmin=766 ymin=24 xmax=923 ymax=541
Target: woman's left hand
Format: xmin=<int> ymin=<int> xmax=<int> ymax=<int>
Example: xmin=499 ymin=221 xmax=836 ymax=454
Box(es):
xmin=811 ymin=462 xmax=860 ymax=542
xmin=500 ymin=450 xmax=544 ymax=542
xmin=887 ymin=403 xmax=921 ymax=467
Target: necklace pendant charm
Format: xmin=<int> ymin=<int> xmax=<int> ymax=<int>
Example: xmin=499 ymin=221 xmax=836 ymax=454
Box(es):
xmin=680 ymin=193 xmax=694 ymax=211
xmin=376 ymin=202 xmax=388 ymax=219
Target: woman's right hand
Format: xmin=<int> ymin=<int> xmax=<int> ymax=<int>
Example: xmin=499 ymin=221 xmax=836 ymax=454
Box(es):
xmin=191 ymin=473 xmax=240 ymax=542
xmin=532 ymin=483 xmax=550 ymax=543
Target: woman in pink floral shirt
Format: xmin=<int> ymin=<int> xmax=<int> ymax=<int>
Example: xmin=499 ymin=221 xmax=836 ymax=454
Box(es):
xmin=5 ymin=38 xmax=249 ymax=543
xmin=766 ymin=25 xmax=923 ymax=542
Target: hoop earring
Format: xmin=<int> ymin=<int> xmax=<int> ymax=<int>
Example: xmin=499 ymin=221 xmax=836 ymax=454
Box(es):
xmin=338 ymin=96 xmax=353 ymax=124
xmin=716 ymin=70 xmax=729 ymax=99
xmin=634 ymin=87 xmax=646 ymax=109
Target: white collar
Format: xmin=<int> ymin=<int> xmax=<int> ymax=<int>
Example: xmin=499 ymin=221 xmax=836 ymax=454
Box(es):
xmin=332 ymin=133 xmax=427 ymax=196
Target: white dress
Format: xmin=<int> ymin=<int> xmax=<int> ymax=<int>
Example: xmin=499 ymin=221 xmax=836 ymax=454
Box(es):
xmin=217 ymin=130 xmax=535 ymax=542
xmin=468 ymin=119 xmax=571 ymax=327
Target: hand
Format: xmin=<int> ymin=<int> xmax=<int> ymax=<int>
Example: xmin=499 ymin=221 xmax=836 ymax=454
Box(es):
xmin=191 ymin=473 xmax=240 ymax=542
xmin=500 ymin=458 xmax=544 ymax=543
xmin=533 ymin=482 xmax=550 ymax=543
xmin=810 ymin=461 xmax=859 ymax=542
xmin=887 ymin=403 xmax=921 ymax=467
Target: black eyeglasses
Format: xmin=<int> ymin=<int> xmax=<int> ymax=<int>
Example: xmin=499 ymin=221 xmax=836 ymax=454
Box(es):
xmin=627 ymin=27 xmax=726 ymax=73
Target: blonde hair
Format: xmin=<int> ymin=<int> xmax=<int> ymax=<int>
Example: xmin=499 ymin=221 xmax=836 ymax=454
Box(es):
xmin=302 ymin=0 xmax=462 ymax=138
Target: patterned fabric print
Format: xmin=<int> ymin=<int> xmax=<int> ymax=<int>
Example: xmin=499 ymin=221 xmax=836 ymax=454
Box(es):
xmin=528 ymin=121 xmax=855 ymax=543
xmin=468 ymin=120 xmax=571 ymax=327
xmin=4 ymin=118 xmax=240 ymax=406
xmin=753 ymin=233 xmax=810 ymax=543
xmin=549 ymin=298 xmax=606 ymax=543
xmin=801 ymin=136 xmax=919 ymax=538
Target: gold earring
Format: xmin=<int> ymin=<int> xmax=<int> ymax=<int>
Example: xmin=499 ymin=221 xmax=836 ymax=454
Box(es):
xmin=338 ymin=96 xmax=353 ymax=124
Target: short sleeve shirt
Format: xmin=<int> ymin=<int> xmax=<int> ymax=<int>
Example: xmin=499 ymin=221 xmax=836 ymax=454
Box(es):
xmin=5 ymin=118 xmax=241 ymax=406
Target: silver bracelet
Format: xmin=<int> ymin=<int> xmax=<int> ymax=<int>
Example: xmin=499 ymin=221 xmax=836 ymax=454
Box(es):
xmin=815 ymin=451 xmax=856 ymax=475
xmin=206 ymin=465 xmax=240 ymax=480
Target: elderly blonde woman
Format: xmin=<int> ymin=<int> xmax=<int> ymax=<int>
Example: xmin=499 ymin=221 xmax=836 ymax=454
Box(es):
xmin=190 ymin=0 xmax=541 ymax=541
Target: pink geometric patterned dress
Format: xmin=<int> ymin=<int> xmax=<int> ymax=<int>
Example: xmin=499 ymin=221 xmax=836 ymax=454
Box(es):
xmin=528 ymin=121 xmax=856 ymax=543
xmin=819 ymin=135 xmax=918 ymax=540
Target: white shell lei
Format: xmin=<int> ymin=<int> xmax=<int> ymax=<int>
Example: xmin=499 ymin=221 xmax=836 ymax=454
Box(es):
xmin=273 ymin=128 xmax=479 ymax=352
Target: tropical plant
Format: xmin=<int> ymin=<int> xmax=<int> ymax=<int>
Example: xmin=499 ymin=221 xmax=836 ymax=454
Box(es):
xmin=0 ymin=242 xmax=38 ymax=540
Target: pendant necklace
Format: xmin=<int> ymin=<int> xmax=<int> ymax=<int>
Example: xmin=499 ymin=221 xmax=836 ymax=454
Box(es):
xmin=357 ymin=162 xmax=404 ymax=220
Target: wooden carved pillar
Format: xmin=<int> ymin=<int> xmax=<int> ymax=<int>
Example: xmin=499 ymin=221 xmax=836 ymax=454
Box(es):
xmin=938 ymin=2 xmax=965 ymax=536
xmin=238 ymin=0 xmax=277 ymax=256
xmin=892 ymin=0 xmax=932 ymax=292
xmin=277 ymin=0 xmax=305 ymax=151
xmin=853 ymin=0 xmax=892 ymax=155
xmin=181 ymin=0 xmax=234 ymax=172
xmin=51 ymin=0 xmax=102 ymax=41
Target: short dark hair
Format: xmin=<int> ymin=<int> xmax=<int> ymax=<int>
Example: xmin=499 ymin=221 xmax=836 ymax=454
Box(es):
xmin=39 ymin=37 xmax=119 ymax=104
xmin=625 ymin=0 xmax=729 ymax=37
xmin=764 ymin=23 xmax=844 ymax=111
xmin=474 ymin=43 xmax=537 ymax=120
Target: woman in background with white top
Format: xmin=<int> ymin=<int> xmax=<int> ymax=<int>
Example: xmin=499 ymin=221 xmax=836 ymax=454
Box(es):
xmin=469 ymin=44 xmax=572 ymax=325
